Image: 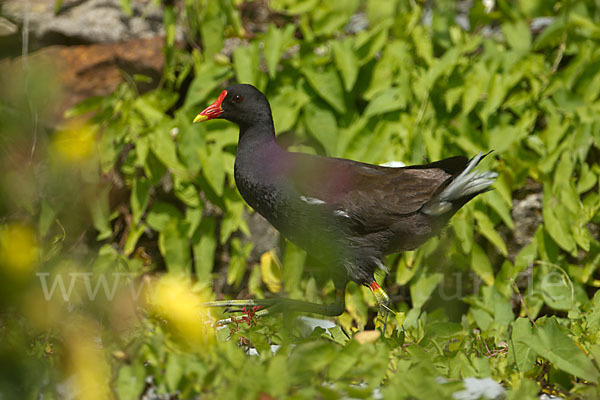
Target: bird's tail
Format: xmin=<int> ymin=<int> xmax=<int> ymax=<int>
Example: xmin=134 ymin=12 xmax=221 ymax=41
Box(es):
xmin=422 ymin=152 xmax=497 ymax=216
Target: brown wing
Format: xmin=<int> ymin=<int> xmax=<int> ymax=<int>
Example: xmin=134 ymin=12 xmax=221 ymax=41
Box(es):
xmin=287 ymin=153 xmax=466 ymax=233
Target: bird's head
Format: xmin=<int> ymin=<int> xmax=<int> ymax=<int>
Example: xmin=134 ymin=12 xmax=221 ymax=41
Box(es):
xmin=193 ymin=84 xmax=273 ymax=128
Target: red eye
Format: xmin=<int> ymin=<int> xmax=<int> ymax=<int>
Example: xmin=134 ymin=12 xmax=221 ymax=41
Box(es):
xmin=233 ymin=95 xmax=242 ymax=103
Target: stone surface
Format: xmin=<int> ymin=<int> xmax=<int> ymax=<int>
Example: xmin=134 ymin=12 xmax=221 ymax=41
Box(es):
xmin=512 ymin=192 xmax=542 ymax=247
xmin=245 ymin=210 xmax=280 ymax=262
xmin=3 ymin=0 xmax=180 ymax=46
xmin=0 ymin=36 xmax=164 ymax=122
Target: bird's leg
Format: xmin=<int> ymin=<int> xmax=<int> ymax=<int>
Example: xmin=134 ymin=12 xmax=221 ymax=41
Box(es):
xmin=203 ymin=289 xmax=346 ymax=326
xmin=368 ymin=281 xmax=391 ymax=334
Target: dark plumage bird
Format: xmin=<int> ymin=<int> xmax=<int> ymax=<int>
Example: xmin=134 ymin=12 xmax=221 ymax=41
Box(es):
xmin=194 ymin=84 xmax=497 ymax=324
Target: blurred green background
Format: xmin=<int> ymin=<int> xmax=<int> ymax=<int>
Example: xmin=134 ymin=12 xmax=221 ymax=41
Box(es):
xmin=1 ymin=0 xmax=600 ymax=398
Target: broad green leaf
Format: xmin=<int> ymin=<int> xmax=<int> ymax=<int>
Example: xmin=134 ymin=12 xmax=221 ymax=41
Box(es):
xmin=146 ymin=202 xmax=184 ymax=232
xmin=540 ymin=263 xmax=574 ymax=311
xmin=542 ymin=184 xmax=577 ymax=255
xmin=508 ymin=318 xmax=536 ymax=372
xmin=200 ymin=1 xmax=225 ymax=56
xmin=411 ymin=25 xmax=433 ymax=65
xmin=270 ymin=85 xmax=310 ymax=132
xmin=332 ymin=39 xmax=359 ymax=92
xmin=38 ymin=200 xmax=56 ymax=238
xmin=227 ymin=238 xmax=253 ymax=288
xmin=115 ymin=362 xmax=146 ymax=400
xmin=484 ymin=190 xmax=514 ymax=230
xmin=165 ymin=354 xmax=183 ymax=391
xmin=502 ymin=20 xmax=531 ymax=52
xmin=198 ymin=145 xmax=226 ymax=197
xmin=233 ymin=42 xmax=261 ymax=87
xmin=131 ymin=177 xmax=150 ymax=225
xmin=303 ymin=101 xmax=338 ymax=156
xmin=519 ymin=317 xmax=600 ymax=382
xmin=301 ymin=67 xmax=346 ymax=114
xmin=183 ymin=62 xmax=233 ymax=110
xmin=263 ymin=24 xmax=295 ymax=78
xmin=363 ymin=87 xmax=408 ymax=118
xmin=158 ymin=219 xmax=191 ymax=274
xmin=471 ymin=243 xmax=494 ymax=286
xmin=123 ymin=223 xmax=146 ymax=256
xmin=90 ymin=186 xmax=112 ymax=240
xmin=149 ymin=129 xmax=187 ymax=175
xmin=474 ymin=210 xmax=508 ymax=256
xmin=282 ymin=241 xmax=306 ymax=296
xmin=355 ymin=25 xmax=389 ymax=65
xmin=192 ymin=217 xmax=217 ymax=281
xmin=410 ymin=271 xmax=443 ymax=309
xmin=453 ymin=208 xmax=473 ymax=254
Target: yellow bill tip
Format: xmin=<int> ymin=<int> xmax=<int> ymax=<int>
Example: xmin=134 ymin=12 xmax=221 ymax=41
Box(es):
xmin=193 ymin=114 xmax=208 ymax=124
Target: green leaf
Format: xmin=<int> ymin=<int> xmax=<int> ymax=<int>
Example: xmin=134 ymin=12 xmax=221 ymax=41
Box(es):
xmin=471 ymin=242 xmax=494 ymax=286
xmin=411 ymin=25 xmax=433 ymax=65
xmin=192 ymin=217 xmax=217 ymax=281
xmin=355 ymin=25 xmax=389 ymax=65
xmin=453 ymin=208 xmax=473 ymax=254
xmin=282 ymin=241 xmax=306 ymax=296
xmin=303 ymin=101 xmax=338 ymax=156
xmin=474 ymin=210 xmax=508 ymax=256
xmin=165 ymin=354 xmax=183 ymax=391
xmin=183 ymin=62 xmax=233 ymax=111
xmin=502 ymin=20 xmax=531 ymax=52
xmin=149 ymin=128 xmax=187 ymax=176
xmin=410 ymin=271 xmax=443 ymax=309
xmin=519 ymin=317 xmax=600 ymax=382
xmin=115 ymin=362 xmax=145 ymax=400
xmin=270 ymin=85 xmax=310 ymax=132
xmin=124 ymin=223 xmax=146 ymax=256
xmin=39 ymin=200 xmax=57 ymax=238
xmin=146 ymin=202 xmax=184 ymax=232
xmin=332 ymin=39 xmax=359 ymax=92
xmin=158 ymin=219 xmax=191 ymax=274
xmin=198 ymin=145 xmax=226 ymax=197
xmin=131 ymin=177 xmax=151 ymax=225
xmin=363 ymin=87 xmax=408 ymax=118
xmin=200 ymin=1 xmax=225 ymax=56
xmin=227 ymin=238 xmax=253 ymax=288
xmin=90 ymin=186 xmax=112 ymax=240
xmin=484 ymin=190 xmax=514 ymax=230
xmin=542 ymin=184 xmax=577 ymax=255
xmin=301 ymin=67 xmax=346 ymax=114
xmin=540 ymin=263 xmax=574 ymax=311
xmin=233 ymin=43 xmax=261 ymax=87
xmin=508 ymin=318 xmax=536 ymax=372
xmin=263 ymin=24 xmax=295 ymax=78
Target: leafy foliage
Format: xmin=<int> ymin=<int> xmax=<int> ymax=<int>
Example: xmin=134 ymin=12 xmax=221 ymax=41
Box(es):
xmin=1 ymin=0 xmax=600 ymax=398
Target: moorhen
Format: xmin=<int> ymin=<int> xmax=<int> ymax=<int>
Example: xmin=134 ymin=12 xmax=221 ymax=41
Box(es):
xmin=193 ymin=84 xmax=496 ymax=327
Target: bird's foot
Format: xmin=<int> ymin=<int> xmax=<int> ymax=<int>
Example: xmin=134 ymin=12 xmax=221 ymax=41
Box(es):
xmin=203 ymin=296 xmax=346 ymax=326
xmin=369 ymin=281 xmax=392 ymax=335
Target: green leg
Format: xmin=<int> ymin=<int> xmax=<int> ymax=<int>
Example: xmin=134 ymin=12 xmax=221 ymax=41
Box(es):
xmin=368 ymin=281 xmax=391 ymax=335
xmin=203 ymin=289 xmax=346 ymax=326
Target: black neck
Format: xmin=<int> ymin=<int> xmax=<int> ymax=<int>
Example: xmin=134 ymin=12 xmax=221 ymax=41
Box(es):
xmin=237 ymin=122 xmax=280 ymax=154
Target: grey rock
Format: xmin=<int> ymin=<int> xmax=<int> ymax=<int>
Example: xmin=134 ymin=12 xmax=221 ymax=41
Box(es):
xmin=512 ymin=193 xmax=542 ymax=247
xmin=3 ymin=0 xmax=182 ymax=44
xmin=244 ymin=210 xmax=280 ymax=262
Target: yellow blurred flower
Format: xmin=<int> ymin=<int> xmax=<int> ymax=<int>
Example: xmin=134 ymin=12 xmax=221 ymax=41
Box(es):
xmin=0 ymin=223 xmax=38 ymax=278
xmin=148 ymin=275 xmax=215 ymax=348
xmin=51 ymin=120 xmax=96 ymax=163
xmin=64 ymin=317 xmax=112 ymax=400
